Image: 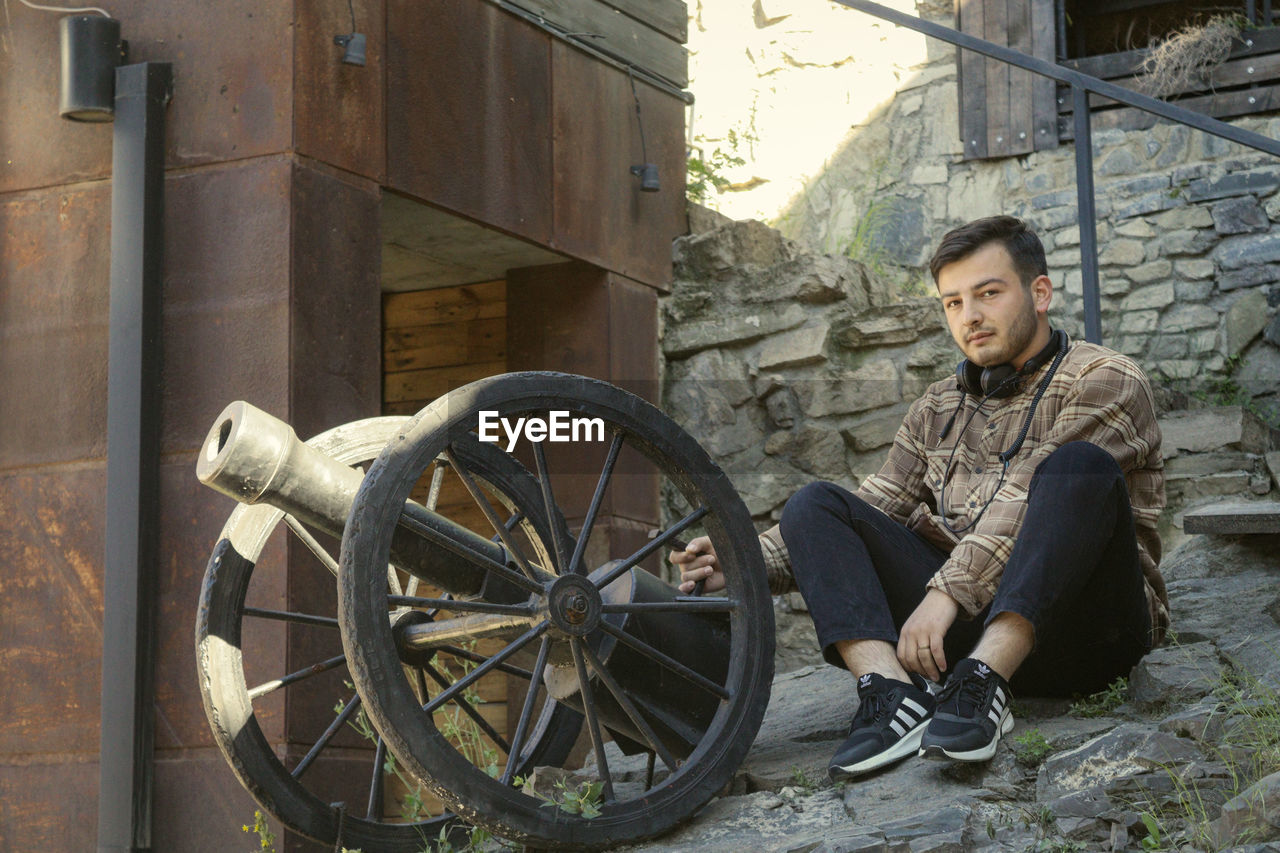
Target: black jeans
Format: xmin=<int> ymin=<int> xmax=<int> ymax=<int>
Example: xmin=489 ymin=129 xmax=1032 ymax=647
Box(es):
xmin=780 ymin=441 xmax=1152 ymax=697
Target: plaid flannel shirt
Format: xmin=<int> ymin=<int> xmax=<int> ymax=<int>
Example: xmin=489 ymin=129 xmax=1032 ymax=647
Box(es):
xmin=760 ymin=339 xmax=1169 ymax=646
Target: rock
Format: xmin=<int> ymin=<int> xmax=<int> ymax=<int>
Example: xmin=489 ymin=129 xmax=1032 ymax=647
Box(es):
xmin=1120 ymin=283 xmax=1174 ymax=311
xmin=1266 ymin=315 xmax=1280 ymax=347
xmin=1216 ymin=230 xmax=1280 ymax=270
xmin=675 ymin=218 xmax=795 ymax=276
xmin=795 ymin=361 xmax=901 ymax=418
xmin=1160 ymin=406 xmax=1271 ymax=455
xmin=1158 ymin=700 xmax=1228 ymax=742
xmin=664 ymin=304 xmax=808 ymax=357
xmin=833 ymin=301 xmax=944 ymax=349
xmin=1213 ymin=196 xmax=1271 ymax=234
xmin=1208 ymin=770 xmax=1280 ymax=847
xmin=808 ymin=834 xmax=890 ymax=853
xmin=879 ymin=806 xmax=969 ymax=844
xmin=1165 ymin=451 xmax=1261 ymax=479
xmin=843 ymin=405 xmax=910 ymax=452
xmin=759 ymin=322 xmax=832 ymax=370
xmin=687 ymin=202 xmax=736 ymax=235
xmin=1037 ymin=724 xmax=1202 ymax=801
xmin=1128 ymin=642 xmax=1222 ymax=711
xmin=1161 ymin=303 xmax=1218 ymax=333
xmin=1188 ymin=166 xmax=1280 ymax=201
xmin=1099 ymin=239 xmax=1145 ymax=267
xmin=1225 ymin=290 xmax=1270 ymax=356
xmin=764 ymin=424 xmax=851 ymax=482
xmin=1126 ymin=260 xmax=1173 ymax=285
xmin=1220 ymin=264 xmax=1280 ymax=291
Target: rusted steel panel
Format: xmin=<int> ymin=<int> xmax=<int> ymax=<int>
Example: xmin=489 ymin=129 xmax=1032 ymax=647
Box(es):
xmin=386 ymin=0 xmax=553 ymax=245
xmin=550 ymin=43 xmax=687 ymax=289
xmin=150 ymin=751 xmax=272 ymax=851
xmin=0 ymin=759 xmax=101 ymax=851
xmin=508 ymin=0 xmax=688 ymax=86
xmin=0 ymin=0 xmax=294 ymax=193
xmin=0 ymin=183 xmax=111 ymax=468
xmin=0 ymin=466 xmax=106 ymax=756
xmin=506 ymin=261 xmax=659 ymax=529
xmin=159 ymin=157 xmax=292 ymax=454
xmin=289 ymin=162 xmax=383 ymax=439
xmin=295 ymin=0 xmax=387 ymax=181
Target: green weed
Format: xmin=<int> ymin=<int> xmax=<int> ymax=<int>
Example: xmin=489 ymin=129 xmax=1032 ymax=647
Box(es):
xmin=1069 ymin=677 xmax=1128 ymax=718
xmin=1012 ymin=727 xmax=1054 ymax=767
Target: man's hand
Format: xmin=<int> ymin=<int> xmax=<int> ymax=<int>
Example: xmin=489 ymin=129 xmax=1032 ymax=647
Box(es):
xmin=897 ymin=589 xmax=959 ymax=682
xmin=668 ymin=536 xmax=725 ymax=593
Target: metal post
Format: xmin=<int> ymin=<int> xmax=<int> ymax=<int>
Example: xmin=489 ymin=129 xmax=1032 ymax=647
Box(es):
xmin=1071 ymin=84 xmax=1102 ymax=344
xmin=97 ymin=61 xmax=171 ymax=853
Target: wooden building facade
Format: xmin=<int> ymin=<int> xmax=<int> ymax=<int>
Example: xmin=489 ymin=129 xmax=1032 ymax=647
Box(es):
xmin=0 ymin=1 xmax=687 ymax=849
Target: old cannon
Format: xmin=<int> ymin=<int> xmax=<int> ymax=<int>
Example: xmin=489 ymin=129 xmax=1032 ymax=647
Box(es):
xmin=195 ymin=372 xmax=775 ymax=850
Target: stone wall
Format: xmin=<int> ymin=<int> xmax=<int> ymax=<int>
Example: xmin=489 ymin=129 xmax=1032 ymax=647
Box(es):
xmin=662 ymin=211 xmax=1280 ymax=674
xmin=772 ymin=2 xmax=1280 ymax=427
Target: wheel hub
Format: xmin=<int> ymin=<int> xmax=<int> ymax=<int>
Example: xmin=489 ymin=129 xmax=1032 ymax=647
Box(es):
xmin=547 ymin=574 xmax=602 ymax=636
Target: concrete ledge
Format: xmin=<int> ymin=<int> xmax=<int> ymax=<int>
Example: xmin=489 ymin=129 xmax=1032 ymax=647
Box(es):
xmin=1183 ymin=501 xmax=1280 ymax=534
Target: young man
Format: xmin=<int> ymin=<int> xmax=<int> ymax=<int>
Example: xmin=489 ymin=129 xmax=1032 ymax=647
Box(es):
xmin=672 ymin=216 xmax=1167 ymax=781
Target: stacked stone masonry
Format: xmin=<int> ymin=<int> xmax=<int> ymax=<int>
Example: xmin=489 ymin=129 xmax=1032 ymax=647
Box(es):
xmin=766 ymin=3 xmax=1280 ymax=430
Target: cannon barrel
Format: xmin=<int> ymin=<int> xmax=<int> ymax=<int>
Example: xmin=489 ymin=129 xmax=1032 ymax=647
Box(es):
xmin=196 ymin=401 xmax=513 ymax=597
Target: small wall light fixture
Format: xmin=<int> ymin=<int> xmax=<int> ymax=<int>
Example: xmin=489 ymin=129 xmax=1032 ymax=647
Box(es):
xmin=58 ymin=11 xmax=125 ymax=121
xmin=334 ymin=0 xmax=366 ymax=66
xmin=627 ymin=67 xmax=660 ymax=193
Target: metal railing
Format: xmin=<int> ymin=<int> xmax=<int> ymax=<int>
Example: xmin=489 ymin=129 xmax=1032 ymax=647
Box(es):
xmin=834 ymin=0 xmax=1280 ymax=344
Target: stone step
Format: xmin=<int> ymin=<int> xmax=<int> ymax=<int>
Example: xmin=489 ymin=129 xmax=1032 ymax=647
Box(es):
xmin=1183 ymin=501 xmax=1280 ymax=534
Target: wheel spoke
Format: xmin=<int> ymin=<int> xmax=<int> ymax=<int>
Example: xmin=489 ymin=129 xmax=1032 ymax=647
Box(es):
xmin=386 ymin=595 xmax=535 ymax=617
xmin=644 ymin=750 xmax=656 ymax=789
xmin=366 ymin=737 xmax=387 ymax=820
xmin=501 ymin=636 xmax=552 ymax=785
xmin=292 ymin=692 xmax=361 ymax=780
xmin=423 ymin=621 xmax=549 ymax=715
xmin=445 ymin=447 xmax=546 ymax=584
xmin=406 ymin=460 xmax=449 ymax=599
xmin=430 ymin=644 xmax=534 ymax=680
xmin=568 ymin=432 xmax=623 ymax=576
xmin=570 ymin=637 xmax=615 ymax=803
xmin=601 ymin=597 xmax=736 ymax=614
xmin=396 ymin=511 xmax=544 ymax=596
xmin=284 ymin=514 xmax=340 ymax=577
xmin=421 ymin=663 xmax=511 ymax=755
xmin=242 ymin=607 xmax=338 ymax=629
xmin=593 ymin=506 xmax=709 ymax=590
xmin=580 ymin=641 xmax=678 ymax=773
xmin=531 ymin=440 xmax=572 ymax=575
xmin=248 ymin=653 xmax=346 ymax=701
xmin=596 ymin=620 xmax=730 ymax=700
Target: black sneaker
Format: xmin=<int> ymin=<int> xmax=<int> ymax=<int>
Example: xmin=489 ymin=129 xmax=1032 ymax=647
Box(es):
xmin=919 ymin=657 xmax=1014 ymax=762
xmin=828 ymin=672 xmax=936 ymax=781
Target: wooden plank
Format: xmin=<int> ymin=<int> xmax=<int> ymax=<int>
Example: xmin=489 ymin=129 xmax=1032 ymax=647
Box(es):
xmin=1060 ymin=50 xmax=1280 ymax=112
xmin=958 ymin=0 xmax=989 ymax=159
xmin=1030 ymin=0 xmax=1058 ymax=151
xmin=382 ymin=280 xmax=506 ymax=328
xmin=384 ymin=360 xmax=509 ymax=405
xmin=506 ymin=0 xmax=689 ymax=87
xmin=1059 ymin=81 xmax=1280 ymax=139
xmin=1062 ymin=26 xmax=1280 ymax=81
xmin=601 ymin=0 xmax=687 ymax=43
xmin=383 ymin=316 xmax=507 ymax=373
xmin=984 ymin=0 xmax=1013 ymax=157
xmin=1005 ymin=0 xmax=1034 ymax=156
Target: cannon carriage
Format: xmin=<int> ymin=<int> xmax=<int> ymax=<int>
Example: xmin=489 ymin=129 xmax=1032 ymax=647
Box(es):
xmin=195 ymin=372 xmax=775 ymax=850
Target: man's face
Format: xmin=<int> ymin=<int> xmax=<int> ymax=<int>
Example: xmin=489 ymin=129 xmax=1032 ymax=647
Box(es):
xmin=936 ymin=242 xmax=1049 ymax=368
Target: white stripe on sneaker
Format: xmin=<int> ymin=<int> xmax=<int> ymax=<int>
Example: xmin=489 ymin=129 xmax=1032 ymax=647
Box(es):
xmin=894 ymin=707 xmax=919 ymax=728
xmin=901 ymin=696 xmax=929 ymax=717
xmin=988 ymin=709 xmax=1001 ymax=725
xmin=890 ymin=720 xmax=906 ymax=737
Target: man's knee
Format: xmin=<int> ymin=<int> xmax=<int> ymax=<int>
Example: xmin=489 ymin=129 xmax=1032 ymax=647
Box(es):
xmin=1035 ymin=441 xmax=1121 ymax=479
xmin=780 ymin=481 xmax=877 ymax=540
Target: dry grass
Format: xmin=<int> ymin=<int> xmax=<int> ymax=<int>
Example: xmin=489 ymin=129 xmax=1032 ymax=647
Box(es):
xmin=1139 ymin=14 xmax=1244 ymax=98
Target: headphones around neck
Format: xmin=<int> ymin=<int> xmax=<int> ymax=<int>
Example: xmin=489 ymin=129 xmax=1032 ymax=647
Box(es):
xmin=955 ymin=329 xmax=1068 ymax=399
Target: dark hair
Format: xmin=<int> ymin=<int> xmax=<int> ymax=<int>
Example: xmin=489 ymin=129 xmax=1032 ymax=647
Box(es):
xmin=928 ymin=215 xmax=1047 ymax=288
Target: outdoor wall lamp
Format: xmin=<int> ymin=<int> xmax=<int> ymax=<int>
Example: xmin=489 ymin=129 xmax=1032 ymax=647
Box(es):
xmin=59 ymin=12 xmax=125 ymax=121
xmin=333 ymin=0 xmax=366 ymax=66
xmin=631 ymin=162 xmax=661 ymax=192
xmin=627 ymin=66 xmax=660 ymax=192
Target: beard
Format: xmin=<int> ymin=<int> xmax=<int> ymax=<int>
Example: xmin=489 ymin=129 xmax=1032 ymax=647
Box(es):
xmin=968 ymin=293 xmax=1038 ymax=367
